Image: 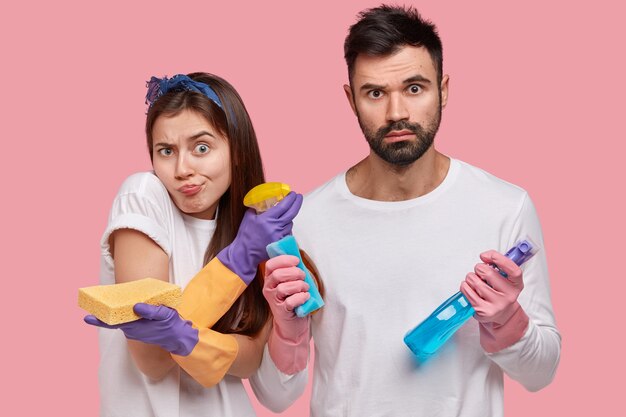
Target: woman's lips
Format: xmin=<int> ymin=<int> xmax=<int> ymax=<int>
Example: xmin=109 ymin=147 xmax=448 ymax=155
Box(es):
xmin=179 ymin=184 xmax=202 ymax=196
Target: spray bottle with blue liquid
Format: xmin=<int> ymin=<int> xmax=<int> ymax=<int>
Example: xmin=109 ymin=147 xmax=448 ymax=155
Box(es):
xmin=403 ymin=238 xmax=538 ymax=363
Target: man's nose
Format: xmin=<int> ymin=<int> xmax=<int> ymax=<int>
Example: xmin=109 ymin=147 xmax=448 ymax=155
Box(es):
xmin=386 ymin=93 xmax=410 ymax=123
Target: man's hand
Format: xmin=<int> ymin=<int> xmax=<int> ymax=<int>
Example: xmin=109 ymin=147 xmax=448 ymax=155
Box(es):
xmin=263 ymin=255 xmax=311 ymax=374
xmin=460 ymin=250 xmax=529 ymax=353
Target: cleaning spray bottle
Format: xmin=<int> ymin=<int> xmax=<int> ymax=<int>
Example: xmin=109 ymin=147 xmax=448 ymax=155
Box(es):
xmin=403 ymin=237 xmax=538 ymax=363
xmin=244 ymin=182 xmax=324 ymax=317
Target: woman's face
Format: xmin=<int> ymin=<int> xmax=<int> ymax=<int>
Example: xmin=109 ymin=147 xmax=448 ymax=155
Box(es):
xmin=151 ymin=109 xmax=231 ymax=220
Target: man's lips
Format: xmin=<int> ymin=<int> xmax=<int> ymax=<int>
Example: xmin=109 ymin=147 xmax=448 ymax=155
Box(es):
xmin=385 ymin=130 xmax=415 ymax=142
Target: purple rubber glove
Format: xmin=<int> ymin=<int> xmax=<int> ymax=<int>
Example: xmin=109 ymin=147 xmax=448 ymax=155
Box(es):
xmin=84 ymin=303 xmax=198 ymax=356
xmin=217 ymin=191 xmax=303 ymax=284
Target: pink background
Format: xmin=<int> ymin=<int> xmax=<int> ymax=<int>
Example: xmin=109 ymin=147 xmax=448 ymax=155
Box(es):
xmin=2 ymin=0 xmax=623 ymax=415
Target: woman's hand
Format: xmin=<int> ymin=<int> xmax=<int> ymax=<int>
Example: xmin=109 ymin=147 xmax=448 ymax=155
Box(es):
xmin=217 ymin=192 xmax=303 ymax=284
xmin=85 ymin=303 xmax=198 ymax=356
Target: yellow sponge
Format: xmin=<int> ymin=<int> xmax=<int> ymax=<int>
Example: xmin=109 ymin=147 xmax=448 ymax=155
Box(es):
xmin=78 ymin=278 xmax=182 ymax=325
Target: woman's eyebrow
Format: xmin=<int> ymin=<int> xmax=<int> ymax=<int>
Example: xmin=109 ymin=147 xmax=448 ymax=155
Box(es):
xmin=187 ymin=131 xmax=215 ymax=141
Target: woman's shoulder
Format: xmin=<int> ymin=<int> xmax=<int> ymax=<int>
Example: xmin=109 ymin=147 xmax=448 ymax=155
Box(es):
xmin=118 ymin=171 xmax=166 ymax=193
xmin=108 ymin=171 xmax=176 ymax=221
xmin=103 ymin=172 xmax=175 ymax=254
xmin=116 ymin=172 xmax=170 ymax=204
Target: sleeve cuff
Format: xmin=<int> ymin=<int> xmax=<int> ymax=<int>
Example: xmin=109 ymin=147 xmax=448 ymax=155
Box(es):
xmin=171 ymin=328 xmax=238 ymax=387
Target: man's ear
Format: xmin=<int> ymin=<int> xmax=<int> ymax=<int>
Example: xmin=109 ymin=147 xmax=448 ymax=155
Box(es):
xmin=344 ymin=84 xmax=358 ymax=116
xmin=440 ymin=74 xmax=449 ymax=108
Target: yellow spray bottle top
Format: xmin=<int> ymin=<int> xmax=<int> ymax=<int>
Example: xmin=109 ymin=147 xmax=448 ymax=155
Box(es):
xmin=243 ymin=182 xmax=291 ymax=213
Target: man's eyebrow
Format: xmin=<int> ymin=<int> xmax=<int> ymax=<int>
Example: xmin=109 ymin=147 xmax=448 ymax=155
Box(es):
xmin=359 ymin=75 xmax=432 ymax=92
xmin=404 ymin=75 xmax=431 ymax=84
xmin=360 ymin=82 xmax=387 ymax=92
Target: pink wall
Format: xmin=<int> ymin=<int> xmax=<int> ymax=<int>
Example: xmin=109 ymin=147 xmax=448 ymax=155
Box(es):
xmin=2 ymin=0 xmax=623 ymax=415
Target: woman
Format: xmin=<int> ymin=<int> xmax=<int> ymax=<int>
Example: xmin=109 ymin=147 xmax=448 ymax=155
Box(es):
xmin=86 ymin=73 xmax=303 ymax=416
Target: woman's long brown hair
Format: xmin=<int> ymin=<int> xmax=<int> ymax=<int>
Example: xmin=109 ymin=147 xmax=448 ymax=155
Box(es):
xmin=146 ymin=72 xmax=269 ymax=336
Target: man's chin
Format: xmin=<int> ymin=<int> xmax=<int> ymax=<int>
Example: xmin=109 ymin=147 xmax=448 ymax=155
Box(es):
xmin=374 ymin=151 xmax=422 ymax=166
xmin=370 ymin=144 xmax=424 ymax=165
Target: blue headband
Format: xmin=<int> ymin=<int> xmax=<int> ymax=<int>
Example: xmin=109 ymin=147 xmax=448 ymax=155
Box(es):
xmin=145 ymin=74 xmax=223 ymax=109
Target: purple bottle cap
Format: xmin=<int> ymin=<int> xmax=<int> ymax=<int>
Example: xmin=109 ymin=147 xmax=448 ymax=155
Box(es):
xmin=504 ymin=237 xmax=539 ymax=266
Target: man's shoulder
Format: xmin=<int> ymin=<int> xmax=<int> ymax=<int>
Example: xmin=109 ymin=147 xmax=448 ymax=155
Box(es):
xmin=455 ymin=158 xmax=528 ymax=200
xmin=302 ymin=173 xmax=344 ymax=207
xmin=294 ymin=173 xmax=344 ymax=230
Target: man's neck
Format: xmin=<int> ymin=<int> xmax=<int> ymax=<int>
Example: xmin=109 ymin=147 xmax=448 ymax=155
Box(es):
xmin=345 ymin=147 xmax=450 ymax=201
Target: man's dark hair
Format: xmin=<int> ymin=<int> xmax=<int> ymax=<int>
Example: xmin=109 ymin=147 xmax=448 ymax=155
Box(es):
xmin=344 ymin=5 xmax=443 ymax=84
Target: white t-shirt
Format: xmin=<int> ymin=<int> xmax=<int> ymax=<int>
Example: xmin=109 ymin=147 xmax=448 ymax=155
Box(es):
xmin=98 ymin=172 xmax=258 ymax=417
xmin=268 ymin=158 xmax=561 ymax=416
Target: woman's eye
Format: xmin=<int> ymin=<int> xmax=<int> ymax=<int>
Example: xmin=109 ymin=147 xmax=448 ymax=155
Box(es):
xmin=408 ymin=84 xmax=421 ymax=94
xmin=195 ymin=144 xmax=210 ymax=154
xmin=158 ymin=148 xmax=173 ymax=156
xmin=368 ymin=90 xmax=383 ymax=99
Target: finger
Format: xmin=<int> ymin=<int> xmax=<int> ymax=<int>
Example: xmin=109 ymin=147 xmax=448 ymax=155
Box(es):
xmin=263 ymin=191 xmax=301 ymax=218
xmin=473 ymin=263 xmax=511 ymax=293
xmin=474 ymin=263 xmax=500 ymax=283
xmin=134 ymin=303 xmax=175 ymax=321
xmin=84 ymin=315 xmax=120 ymax=329
xmin=273 ymin=266 xmax=306 ymax=283
xmin=266 ymin=267 xmax=306 ymax=290
xmin=281 ymin=221 xmax=294 ymax=237
xmin=265 ymin=255 xmax=301 ymax=276
xmin=479 ymin=267 xmax=515 ymax=294
xmin=284 ymin=292 xmax=311 ymax=311
xmin=276 ymin=280 xmax=310 ymax=300
xmin=464 ymin=273 xmax=484 ymax=298
xmin=241 ymin=208 xmax=257 ymax=223
xmin=480 ymin=250 xmax=522 ymax=281
xmin=460 ymin=281 xmax=486 ymax=310
xmin=279 ymin=193 xmax=303 ymax=222
xmin=466 ymin=273 xmax=500 ymax=303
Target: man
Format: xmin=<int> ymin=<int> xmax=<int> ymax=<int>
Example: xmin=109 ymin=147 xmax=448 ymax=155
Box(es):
xmin=252 ymin=5 xmax=561 ymax=416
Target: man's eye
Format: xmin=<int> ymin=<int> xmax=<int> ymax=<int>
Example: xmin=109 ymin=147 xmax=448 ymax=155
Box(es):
xmin=158 ymin=148 xmax=173 ymax=156
xmin=368 ymin=90 xmax=383 ymax=99
xmin=408 ymin=84 xmax=421 ymax=94
xmin=195 ymin=144 xmax=210 ymax=154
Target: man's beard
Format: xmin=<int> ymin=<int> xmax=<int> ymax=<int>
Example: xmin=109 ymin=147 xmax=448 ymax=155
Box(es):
xmin=357 ymin=107 xmax=441 ymax=166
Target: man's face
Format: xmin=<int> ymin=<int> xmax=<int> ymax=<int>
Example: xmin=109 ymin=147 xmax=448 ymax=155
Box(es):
xmin=345 ymin=45 xmax=449 ymax=166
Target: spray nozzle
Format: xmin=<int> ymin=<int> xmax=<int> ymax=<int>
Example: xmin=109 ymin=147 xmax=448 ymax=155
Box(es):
xmin=243 ymin=182 xmax=291 ymax=213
